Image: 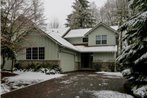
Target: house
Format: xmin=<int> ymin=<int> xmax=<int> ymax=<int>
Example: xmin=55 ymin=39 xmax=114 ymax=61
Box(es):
xmin=3 ymin=22 xmax=118 ymax=72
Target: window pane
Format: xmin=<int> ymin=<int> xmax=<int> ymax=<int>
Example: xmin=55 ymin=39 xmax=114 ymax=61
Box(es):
xmin=32 ymin=48 xmax=38 ymax=59
xmin=83 ymin=38 xmax=88 ymax=42
xmin=39 ymin=47 xmax=45 ymax=59
xmin=26 ymin=48 xmax=31 ymax=59
xmin=96 ymin=35 xmax=101 ymax=40
xmin=96 ymin=40 xmax=101 ymax=44
xmin=96 ymin=35 xmax=101 ymax=44
xmin=102 ymin=35 xmax=107 ymax=44
xmin=102 ymin=40 xmax=107 ymax=44
xmin=102 ymin=35 xmax=107 ymax=40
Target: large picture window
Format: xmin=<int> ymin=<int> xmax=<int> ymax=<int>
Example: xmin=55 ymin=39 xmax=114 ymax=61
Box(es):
xmin=96 ymin=35 xmax=107 ymax=45
xmin=26 ymin=47 xmax=45 ymax=60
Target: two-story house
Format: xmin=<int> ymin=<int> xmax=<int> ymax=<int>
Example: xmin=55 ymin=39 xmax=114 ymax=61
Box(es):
xmin=3 ymin=22 xmax=118 ymax=72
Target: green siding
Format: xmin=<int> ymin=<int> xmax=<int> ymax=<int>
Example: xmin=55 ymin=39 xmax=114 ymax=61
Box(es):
xmin=66 ymin=38 xmax=83 ymax=44
xmin=88 ymin=26 xmax=116 ymax=46
xmin=16 ymin=31 xmax=59 ymax=60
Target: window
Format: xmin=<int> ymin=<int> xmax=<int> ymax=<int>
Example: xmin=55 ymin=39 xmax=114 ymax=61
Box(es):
xmin=32 ymin=48 xmax=38 ymax=59
xmin=83 ymin=37 xmax=88 ymax=42
xmin=26 ymin=47 xmax=45 ymax=60
xmin=26 ymin=48 xmax=31 ymax=59
xmin=96 ymin=35 xmax=107 ymax=44
xmin=39 ymin=47 xmax=45 ymax=59
xmin=102 ymin=35 xmax=107 ymax=44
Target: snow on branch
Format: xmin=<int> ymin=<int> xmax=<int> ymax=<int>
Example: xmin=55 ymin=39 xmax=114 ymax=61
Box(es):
xmin=135 ymin=52 xmax=147 ymax=64
xmin=119 ymin=11 xmax=147 ymax=32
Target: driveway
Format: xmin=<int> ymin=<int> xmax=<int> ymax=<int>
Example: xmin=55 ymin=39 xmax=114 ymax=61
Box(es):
xmin=1 ymin=72 xmax=126 ymax=98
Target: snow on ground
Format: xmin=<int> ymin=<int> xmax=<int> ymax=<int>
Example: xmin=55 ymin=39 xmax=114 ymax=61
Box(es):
xmin=1 ymin=72 xmax=64 ymax=94
xmin=90 ymin=90 xmax=134 ymax=98
xmin=96 ymin=72 xmax=123 ymax=78
xmin=60 ymin=76 xmax=78 ymax=84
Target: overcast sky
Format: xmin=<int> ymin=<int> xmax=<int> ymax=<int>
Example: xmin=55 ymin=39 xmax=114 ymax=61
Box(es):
xmin=43 ymin=0 xmax=107 ymax=27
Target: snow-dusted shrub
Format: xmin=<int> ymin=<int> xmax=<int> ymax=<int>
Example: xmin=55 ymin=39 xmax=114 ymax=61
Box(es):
xmin=14 ymin=63 xmax=61 ymax=74
xmin=132 ymin=85 xmax=147 ymax=98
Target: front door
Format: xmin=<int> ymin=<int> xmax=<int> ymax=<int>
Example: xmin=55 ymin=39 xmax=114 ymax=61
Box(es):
xmin=81 ymin=53 xmax=93 ymax=68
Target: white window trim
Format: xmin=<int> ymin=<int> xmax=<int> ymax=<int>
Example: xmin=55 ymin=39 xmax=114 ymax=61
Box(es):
xmin=26 ymin=47 xmax=45 ymax=60
xmin=96 ymin=35 xmax=107 ymax=45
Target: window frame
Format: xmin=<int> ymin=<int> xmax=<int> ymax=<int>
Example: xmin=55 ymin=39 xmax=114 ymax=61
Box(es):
xmin=96 ymin=35 xmax=107 ymax=45
xmin=26 ymin=47 xmax=45 ymax=60
xmin=83 ymin=37 xmax=88 ymax=43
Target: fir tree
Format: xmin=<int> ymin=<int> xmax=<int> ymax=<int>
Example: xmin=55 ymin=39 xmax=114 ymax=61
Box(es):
xmin=66 ymin=0 xmax=96 ymax=29
xmin=117 ymin=0 xmax=147 ymax=97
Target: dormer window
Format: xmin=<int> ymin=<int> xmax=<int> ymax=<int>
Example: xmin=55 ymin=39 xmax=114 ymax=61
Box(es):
xmin=96 ymin=35 xmax=107 ymax=44
xmin=83 ymin=37 xmax=88 ymax=42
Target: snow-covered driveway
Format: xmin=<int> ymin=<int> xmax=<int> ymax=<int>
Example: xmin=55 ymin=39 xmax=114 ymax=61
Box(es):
xmin=1 ymin=72 xmax=134 ymax=98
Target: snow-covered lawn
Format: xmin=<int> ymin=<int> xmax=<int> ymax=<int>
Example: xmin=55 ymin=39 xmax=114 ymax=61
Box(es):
xmin=96 ymin=72 xmax=123 ymax=78
xmin=90 ymin=90 xmax=134 ymax=98
xmin=1 ymin=71 xmax=65 ymax=94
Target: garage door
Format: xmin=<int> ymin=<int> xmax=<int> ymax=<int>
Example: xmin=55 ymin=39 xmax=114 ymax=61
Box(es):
xmin=60 ymin=52 xmax=75 ymax=72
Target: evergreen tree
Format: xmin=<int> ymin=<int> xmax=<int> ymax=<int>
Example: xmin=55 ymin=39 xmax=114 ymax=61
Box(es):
xmin=66 ymin=0 xmax=96 ymax=29
xmin=117 ymin=0 xmax=147 ymax=97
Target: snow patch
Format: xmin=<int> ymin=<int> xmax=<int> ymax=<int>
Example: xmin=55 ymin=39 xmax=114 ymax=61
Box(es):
xmin=91 ymin=90 xmax=134 ymax=98
xmin=122 ymin=68 xmax=132 ymax=76
xmin=110 ymin=26 xmax=119 ymax=30
xmin=1 ymin=72 xmax=64 ymax=94
xmin=96 ymin=72 xmax=123 ymax=77
xmin=132 ymin=85 xmax=147 ymax=98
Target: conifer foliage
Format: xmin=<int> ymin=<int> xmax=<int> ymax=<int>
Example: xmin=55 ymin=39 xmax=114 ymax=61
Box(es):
xmin=66 ymin=0 xmax=96 ymax=29
xmin=117 ymin=0 xmax=147 ymax=97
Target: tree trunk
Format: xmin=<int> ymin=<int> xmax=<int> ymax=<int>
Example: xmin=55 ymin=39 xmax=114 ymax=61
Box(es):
xmin=1 ymin=56 xmax=6 ymax=70
xmin=11 ymin=59 xmax=15 ymax=72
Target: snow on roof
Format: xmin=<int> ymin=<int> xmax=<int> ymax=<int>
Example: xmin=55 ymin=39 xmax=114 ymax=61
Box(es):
xmin=47 ymin=27 xmax=70 ymax=37
xmin=46 ymin=32 xmax=78 ymax=51
xmin=45 ymin=31 xmax=117 ymax=52
xmin=75 ymin=45 xmax=117 ymax=52
xmin=110 ymin=26 xmax=119 ymax=31
xmin=64 ymin=28 xmax=92 ymax=38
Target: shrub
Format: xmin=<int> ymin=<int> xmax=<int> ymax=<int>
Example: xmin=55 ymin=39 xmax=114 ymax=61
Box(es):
xmin=14 ymin=63 xmax=23 ymax=71
xmin=14 ymin=63 xmax=61 ymax=74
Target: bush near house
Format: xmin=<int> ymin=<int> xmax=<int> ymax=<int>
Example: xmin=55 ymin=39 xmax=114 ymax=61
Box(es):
xmin=14 ymin=63 xmax=61 ymax=74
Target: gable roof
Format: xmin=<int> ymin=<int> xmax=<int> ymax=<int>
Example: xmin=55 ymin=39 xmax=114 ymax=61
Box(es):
xmin=47 ymin=27 xmax=70 ymax=37
xmin=110 ymin=26 xmax=118 ymax=31
xmin=64 ymin=28 xmax=91 ymax=38
xmin=31 ymin=28 xmax=118 ymax=53
xmin=84 ymin=22 xmax=118 ymax=36
xmin=46 ymin=32 xmax=78 ymax=51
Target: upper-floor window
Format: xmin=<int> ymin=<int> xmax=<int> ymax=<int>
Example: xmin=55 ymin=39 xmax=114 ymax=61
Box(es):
xmin=96 ymin=35 xmax=107 ymax=45
xmin=26 ymin=47 xmax=45 ymax=60
xmin=83 ymin=37 xmax=88 ymax=42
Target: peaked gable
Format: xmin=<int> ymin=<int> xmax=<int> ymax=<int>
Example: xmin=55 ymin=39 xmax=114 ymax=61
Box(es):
xmin=84 ymin=22 xmax=118 ymax=36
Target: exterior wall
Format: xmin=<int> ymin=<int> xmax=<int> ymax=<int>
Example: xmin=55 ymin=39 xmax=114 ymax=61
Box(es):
xmin=16 ymin=30 xmax=59 ymax=61
xmin=3 ymin=59 xmax=13 ymax=70
xmin=88 ymin=25 xmax=116 ymax=46
xmin=92 ymin=52 xmax=115 ymax=62
xmin=66 ymin=38 xmax=83 ymax=45
xmin=92 ymin=52 xmax=116 ymax=71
